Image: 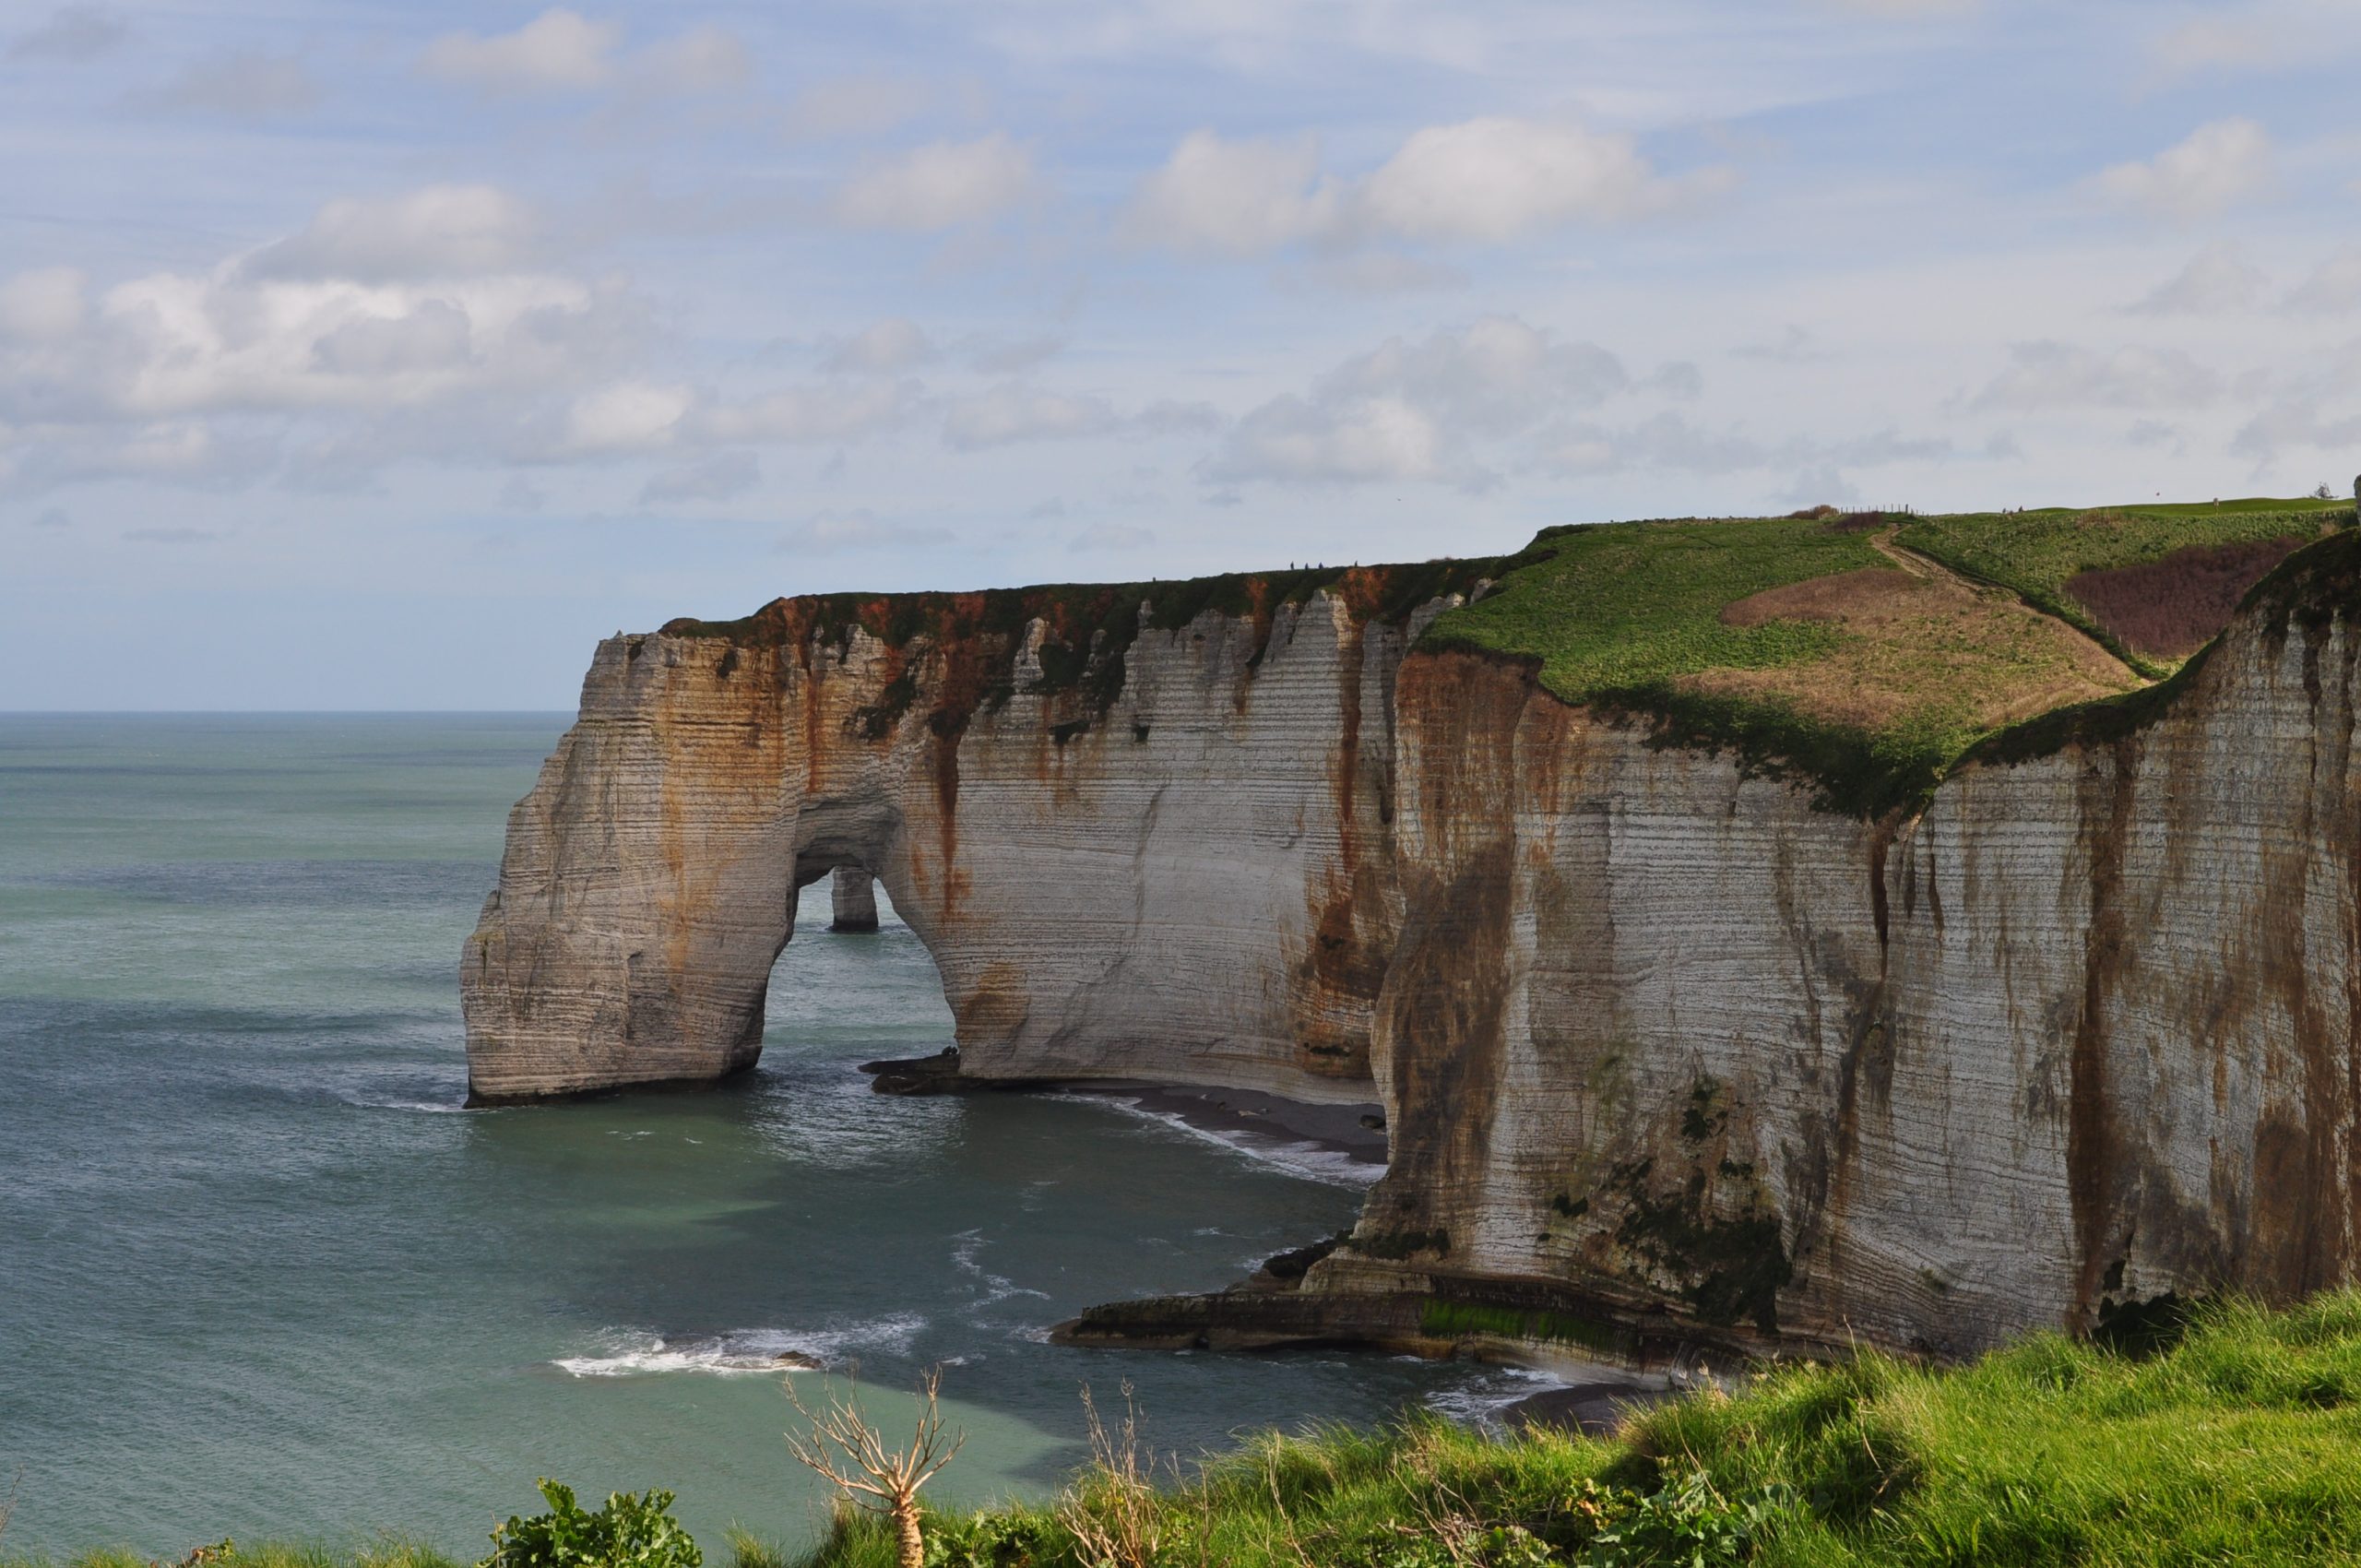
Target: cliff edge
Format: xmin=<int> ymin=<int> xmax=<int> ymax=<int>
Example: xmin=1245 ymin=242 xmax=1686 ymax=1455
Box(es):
xmin=465 ymin=498 xmax=2361 ymax=1359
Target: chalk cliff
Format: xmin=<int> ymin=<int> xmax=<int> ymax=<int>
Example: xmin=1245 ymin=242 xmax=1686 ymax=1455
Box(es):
xmin=465 ymin=529 xmax=2361 ymax=1360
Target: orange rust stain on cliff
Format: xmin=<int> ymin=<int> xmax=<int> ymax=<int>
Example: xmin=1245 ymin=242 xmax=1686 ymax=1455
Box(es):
xmin=2068 ymin=741 xmax=2138 ymax=1326
xmin=955 ymin=960 xmax=1030 ymax=1050
xmin=2243 ymin=622 xmax=2351 ymax=1299
xmin=1365 ymin=649 xmax=1534 ymax=1251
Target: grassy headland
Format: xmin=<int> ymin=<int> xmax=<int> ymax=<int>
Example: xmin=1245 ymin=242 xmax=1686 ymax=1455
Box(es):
xmin=1419 ymin=498 xmax=2354 ymax=815
xmin=24 ymin=1290 xmax=2361 ymax=1568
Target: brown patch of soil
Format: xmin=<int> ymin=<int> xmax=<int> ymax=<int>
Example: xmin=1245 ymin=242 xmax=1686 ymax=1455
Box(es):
xmin=2067 ymin=536 xmax=2307 ymax=662
xmin=1721 ymin=567 xmax=1925 ymax=629
xmin=1696 ymin=567 xmax=2137 ymax=731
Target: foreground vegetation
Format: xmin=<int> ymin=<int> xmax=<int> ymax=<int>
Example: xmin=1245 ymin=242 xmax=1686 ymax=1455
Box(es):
xmin=23 ymin=1291 xmax=2361 ymax=1568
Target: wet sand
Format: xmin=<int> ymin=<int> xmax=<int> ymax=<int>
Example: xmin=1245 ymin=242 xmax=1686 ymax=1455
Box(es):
xmin=1055 ymin=1079 xmax=1389 ymax=1165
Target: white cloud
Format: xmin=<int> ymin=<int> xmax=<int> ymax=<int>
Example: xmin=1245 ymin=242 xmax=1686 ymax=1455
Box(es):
xmin=640 ymin=449 xmax=760 ymax=505
xmin=2285 ymin=248 xmax=2361 ymax=315
xmin=421 ymin=8 xmax=620 ymax=93
xmin=7 ymin=5 xmax=125 ymax=62
xmin=823 ymin=318 xmax=937 ymax=374
xmin=564 ymin=381 xmax=692 ymax=453
xmin=1213 ymin=394 xmax=1447 ymax=484
xmin=2127 ymin=243 xmax=2266 ymax=315
xmin=0 ymin=267 xmax=87 ymax=342
xmin=141 ymin=53 xmax=320 ymax=119
xmin=1122 ymin=131 xmax=1337 ymax=256
xmin=2087 ymin=118 xmax=2273 ymax=221
xmin=942 ymin=385 xmax=1118 ymax=448
xmin=1358 ymin=116 xmax=1726 ymax=241
xmin=1971 ymin=340 xmax=2223 ymax=410
xmin=1123 ymin=117 xmax=1729 ymax=256
xmin=1540 ymin=410 xmax=1767 ymax=476
xmin=308 ymin=299 xmax=474 ymax=376
xmin=1206 ymin=315 xmax=1633 ymax=486
xmin=834 ymin=135 xmax=1039 ymax=231
xmin=247 ymin=185 xmax=540 ymax=283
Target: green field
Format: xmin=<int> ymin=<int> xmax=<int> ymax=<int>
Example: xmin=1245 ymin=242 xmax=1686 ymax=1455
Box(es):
xmin=1893 ymin=505 xmax=2347 ymax=676
xmin=1418 ymin=498 xmax=2354 ymax=816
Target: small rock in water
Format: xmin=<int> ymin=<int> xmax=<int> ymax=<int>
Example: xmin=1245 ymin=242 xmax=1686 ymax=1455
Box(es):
xmin=772 ymin=1350 xmax=823 ymax=1370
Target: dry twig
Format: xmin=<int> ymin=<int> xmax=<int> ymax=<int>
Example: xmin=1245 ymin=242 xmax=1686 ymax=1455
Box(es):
xmin=785 ymin=1366 xmax=965 ymax=1568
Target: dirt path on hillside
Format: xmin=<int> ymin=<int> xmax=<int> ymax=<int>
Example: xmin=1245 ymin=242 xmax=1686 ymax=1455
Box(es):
xmin=1871 ymin=528 xmax=2145 ymax=684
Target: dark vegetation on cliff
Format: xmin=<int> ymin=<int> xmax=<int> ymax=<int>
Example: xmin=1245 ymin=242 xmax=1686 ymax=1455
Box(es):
xmin=34 ymin=1290 xmax=2361 ymax=1568
xmin=658 ymin=496 xmax=2351 ymax=820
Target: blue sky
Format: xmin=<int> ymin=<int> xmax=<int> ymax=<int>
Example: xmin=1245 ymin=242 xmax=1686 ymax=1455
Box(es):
xmin=8 ymin=0 xmax=2361 ymax=707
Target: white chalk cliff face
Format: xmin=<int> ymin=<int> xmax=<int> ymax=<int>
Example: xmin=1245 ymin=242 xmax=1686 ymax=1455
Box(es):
xmin=462 ymin=576 xmax=1436 ymax=1109
xmin=464 ymin=541 xmax=2361 ymax=1356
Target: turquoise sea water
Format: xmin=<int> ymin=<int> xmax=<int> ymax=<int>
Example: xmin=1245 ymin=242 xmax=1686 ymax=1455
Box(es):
xmin=0 ymin=715 xmax=1529 ymax=1557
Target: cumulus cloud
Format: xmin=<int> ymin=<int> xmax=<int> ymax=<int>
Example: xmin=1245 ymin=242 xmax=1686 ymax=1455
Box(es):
xmin=2285 ymin=248 xmax=2361 ymax=315
xmin=1357 ymin=117 xmax=1726 ymax=241
xmin=246 ymin=185 xmax=539 ymax=282
xmin=1540 ymin=410 xmax=1769 ymax=476
xmin=2087 ymin=118 xmax=2273 ymax=221
xmin=564 ymin=380 xmax=692 ymax=453
xmin=2128 ymin=243 xmax=2267 ymax=315
xmin=1971 ymin=341 xmax=2223 ymax=410
xmin=639 ymin=448 xmax=760 ymax=505
xmin=0 ymin=267 xmax=86 ymax=342
xmin=834 ymin=135 xmax=1039 ymax=231
xmin=1124 ymin=117 xmax=1729 ymax=256
xmin=1123 ymin=131 xmax=1337 ymax=256
xmin=823 ymin=317 xmax=937 ymax=374
xmin=421 ymin=8 xmax=620 ymax=92
xmin=420 ymin=10 xmax=753 ymax=98
xmin=140 ymin=53 xmax=320 ymax=119
xmin=1207 ymin=315 xmax=1635 ymax=487
xmin=8 ymin=4 xmax=125 ymax=61
xmin=943 ymin=384 xmax=1118 ymax=448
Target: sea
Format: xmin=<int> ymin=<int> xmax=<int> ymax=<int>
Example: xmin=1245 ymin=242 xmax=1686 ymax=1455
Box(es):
xmin=0 ymin=715 xmax=1546 ymax=1557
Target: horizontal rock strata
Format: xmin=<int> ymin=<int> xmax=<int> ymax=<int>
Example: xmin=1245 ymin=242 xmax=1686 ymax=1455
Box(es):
xmin=466 ymin=536 xmax=2361 ymax=1358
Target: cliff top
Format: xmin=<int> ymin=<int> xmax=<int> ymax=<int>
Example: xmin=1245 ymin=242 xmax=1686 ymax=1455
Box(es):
xmin=660 ymin=494 xmax=2352 ymax=819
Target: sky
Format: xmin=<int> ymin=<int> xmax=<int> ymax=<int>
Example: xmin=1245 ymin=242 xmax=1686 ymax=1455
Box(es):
xmin=8 ymin=1 xmax=2361 ymax=708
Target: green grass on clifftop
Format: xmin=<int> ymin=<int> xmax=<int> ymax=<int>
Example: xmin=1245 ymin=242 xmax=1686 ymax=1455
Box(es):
xmin=1895 ymin=503 xmax=2354 ymax=676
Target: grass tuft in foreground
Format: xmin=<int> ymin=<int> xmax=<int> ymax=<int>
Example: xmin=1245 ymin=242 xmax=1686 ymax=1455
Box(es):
xmin=797 ymin=1289 xmax=2361 ymax=1568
